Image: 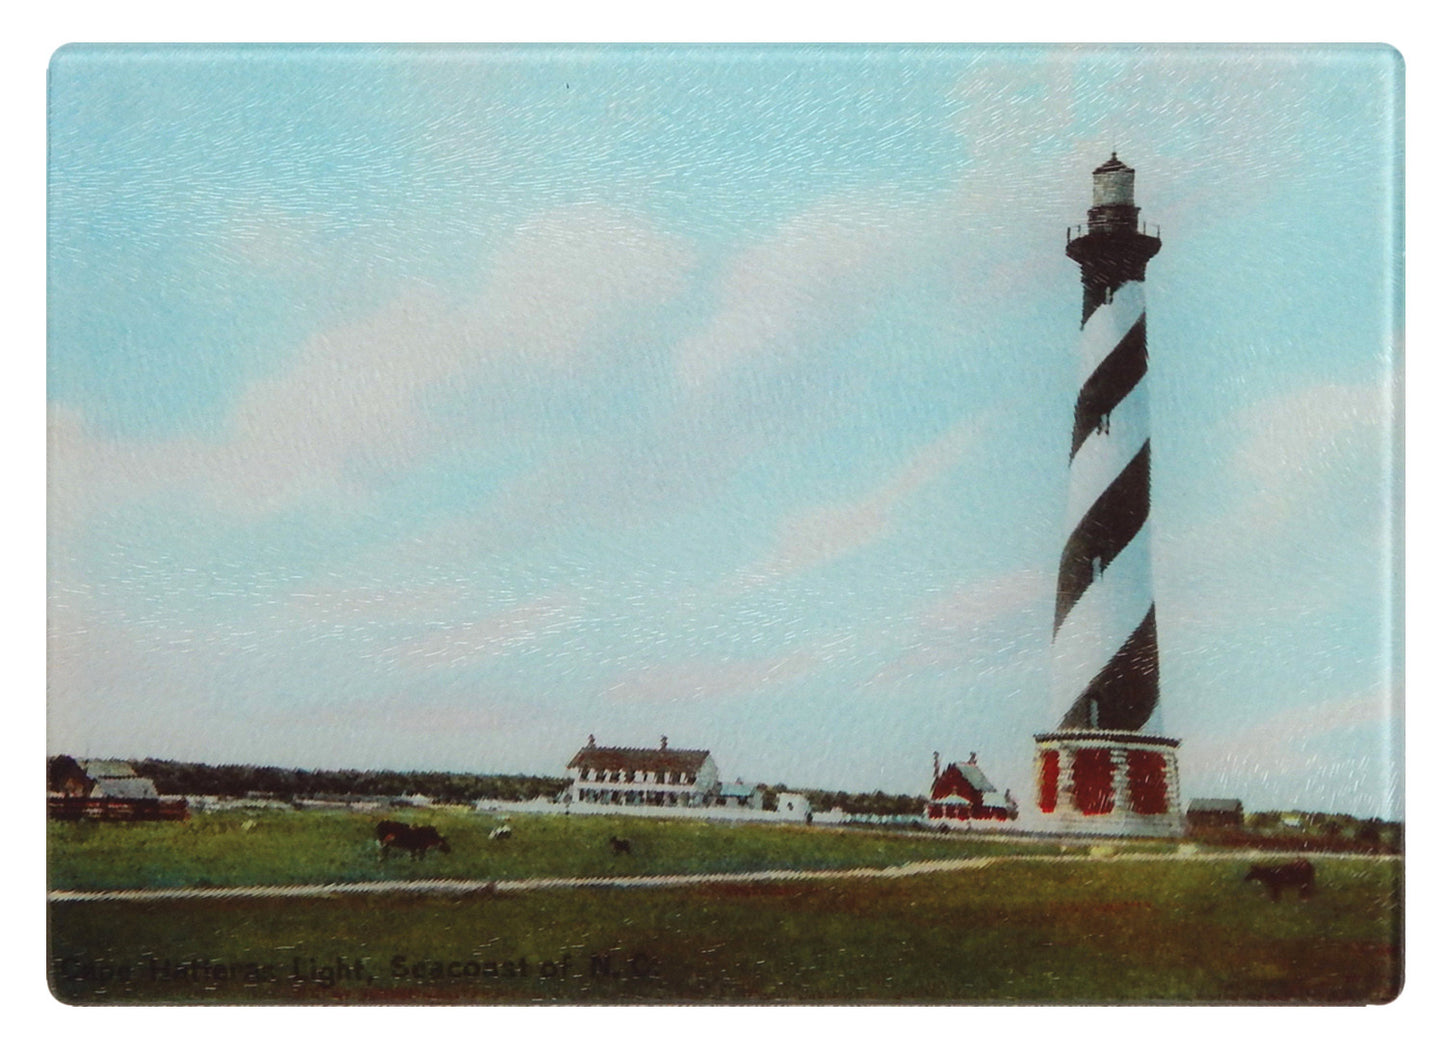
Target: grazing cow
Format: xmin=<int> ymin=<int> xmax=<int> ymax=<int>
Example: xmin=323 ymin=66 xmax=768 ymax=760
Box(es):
xmin=376 ymin=820 xmax=410 ymax=856
xmin=609 ymin=835 xmax=631 ymax=855
xmin=489 ymin=824 xmax=513 ymax=841
xmin=407 ymin=825 xmax=451 ymax=859
xmin=377 ymin=821 xmax=451 ymax=860
xmin=1245 ymin=858 xmax=1315 ymax=901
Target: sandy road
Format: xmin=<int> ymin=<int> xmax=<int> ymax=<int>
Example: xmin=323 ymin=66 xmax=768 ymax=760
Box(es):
xmin=46 ymin=849 xmax=1392 ymax=904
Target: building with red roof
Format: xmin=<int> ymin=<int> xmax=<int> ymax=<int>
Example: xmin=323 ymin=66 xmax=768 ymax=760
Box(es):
xmin=926 ymin=751 xmax=1018 ymax=827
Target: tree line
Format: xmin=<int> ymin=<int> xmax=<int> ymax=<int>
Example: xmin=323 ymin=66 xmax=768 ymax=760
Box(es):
xmin=124 ymin=758 xmax=569 ymax=804
xmin=762 ymin=784 xmax=927 ymax=817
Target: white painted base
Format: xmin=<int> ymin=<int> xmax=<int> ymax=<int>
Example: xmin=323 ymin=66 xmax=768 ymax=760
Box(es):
xmin=1031 ymin=807 xmax=1183 ymax=839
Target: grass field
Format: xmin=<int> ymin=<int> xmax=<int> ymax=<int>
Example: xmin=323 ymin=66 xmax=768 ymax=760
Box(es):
xmin=46 ymin=808 xmax=1058 ymax=891
xmin=47 ymin=810 xmax=1401 ymax=1005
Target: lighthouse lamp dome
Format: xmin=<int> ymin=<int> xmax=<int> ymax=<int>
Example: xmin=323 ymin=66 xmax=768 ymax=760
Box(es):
xmin=1092 ymin=152 xmax=1136 ymax=207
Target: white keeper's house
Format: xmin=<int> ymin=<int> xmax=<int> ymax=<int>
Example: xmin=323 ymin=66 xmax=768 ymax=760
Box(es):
xmin=564 ymin=735 xmax=720 ymax=807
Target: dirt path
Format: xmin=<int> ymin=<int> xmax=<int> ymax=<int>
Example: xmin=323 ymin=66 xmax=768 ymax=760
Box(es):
xmin=46 ymin=849 xmax=1392 ymax=903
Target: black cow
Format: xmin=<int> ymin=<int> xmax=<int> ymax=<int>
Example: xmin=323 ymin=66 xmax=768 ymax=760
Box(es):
xmin=609 ymin=835 xmax=631 ymax=855
xmin=377 ymin=821 xmax=451 ymax=860
xmin=1245 ymin=858 xmax=1315 ymax=900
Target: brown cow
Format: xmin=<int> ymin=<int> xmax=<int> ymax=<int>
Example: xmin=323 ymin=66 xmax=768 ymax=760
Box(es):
xmin=377 ymin=821 xmax=451 ymax=860
xmin=1245 ymin=858 xmax=1315 ymax=900
xmin=376 ymin=820 xmax=408 ymax=857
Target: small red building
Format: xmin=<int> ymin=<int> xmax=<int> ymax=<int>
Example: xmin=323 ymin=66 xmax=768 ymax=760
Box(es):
xmin=926 ymin=752 xmax=1018 ymax=826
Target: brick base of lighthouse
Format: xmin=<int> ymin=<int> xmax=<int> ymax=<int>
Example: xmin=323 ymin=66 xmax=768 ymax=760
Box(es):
xmin=1033 ymin=731 xmax=1184 ymax=838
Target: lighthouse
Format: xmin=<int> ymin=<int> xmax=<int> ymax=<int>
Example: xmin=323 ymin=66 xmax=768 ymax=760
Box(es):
xmin=1033 ymin=155 xmax=1184 ymax=837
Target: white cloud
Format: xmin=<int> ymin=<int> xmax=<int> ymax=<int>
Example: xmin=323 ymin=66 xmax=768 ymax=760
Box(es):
xmin=739 ymin=418 xmax=986 ymax=587
xmin=673 ymin=193 xmax=945 ymax=392
xmin=475 ymin=207 xmax=694 ymax=367
xmin=370 ymin=593 xmax=582 ymax=671
xmin=49 ymin=205 xmax=696 ymax=520
xmin=1156 ymin=378 xmax=1391 ymax=633
xmin=1177 ymin=689 xmax=1399 ymax=815
xmin=870 ymin=568 xmax=1053 ymax=685
xmin=1227 ymin=381 xmax=1390 ymax=530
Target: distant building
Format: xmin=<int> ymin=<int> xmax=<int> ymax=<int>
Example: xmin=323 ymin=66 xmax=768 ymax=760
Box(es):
xmin=48 ymin=757 xmax=183 ymax=821
xmin=48 ymin=755 xmax=92 ymax=798
xmin=926 ymin=752 xmax=1017 ymax=826
xmin=717 ymin=779 xmax=765 ymax=809
xmin=88 ymin=777 xmax=160 ymax=800
xmin=1186 ymin=798 xmax=1244 ymax=829
xmin=81 ymin=759 xmax=160 ymax=800
xmin=564 ymin=735 xmax=720 ymax=807
xmin=775 ymin=792 xmax=812 ymax=822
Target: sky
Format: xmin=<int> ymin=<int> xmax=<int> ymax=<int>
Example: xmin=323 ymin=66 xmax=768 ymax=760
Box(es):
xmin=46 ymin=44 xmax=1402 ymax=819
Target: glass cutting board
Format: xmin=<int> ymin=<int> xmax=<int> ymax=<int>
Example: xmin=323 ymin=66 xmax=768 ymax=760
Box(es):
xmin=47 ymin=43 xmax=1403 ymax=1006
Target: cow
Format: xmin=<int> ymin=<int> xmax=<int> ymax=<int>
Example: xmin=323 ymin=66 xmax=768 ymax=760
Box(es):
xmin=404 ymin=825 xmax=451 ymax=860
xmin=489 ymin=824 xmax=513 ymax=841
xmin=609 ymin=835 xmax=631 ymax=855
xmin=377 ymin=821 xmax=451 ymax=860
xmin=376 ymin=820 xmax=410 ymax=856
xmin=1245 ymin=858 xmax=1315 ymax=900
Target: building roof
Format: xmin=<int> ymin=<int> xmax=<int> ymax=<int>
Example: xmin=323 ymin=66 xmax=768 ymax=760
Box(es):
xmin=934 ymin=790 xmax=1013 ymax=810
xmin=931 ymin=760 xmax=996 ymax=800
xmin=980 ymin=791 xmax=1012 ymax=810
xmin=932 ymin=794 xmax=975 ymax=805
xmin=567 ymin=744 xmax=712 ymax=776
xmin=90 ymin=776 xmax=159 ymax=799
xmin=83 ymin=759 xmax=138 ymax=778
xmin=956 ymin=762 xmax=996 ymax=793
xmin=1094 ymin=152 xmax=1132 ymax=173
xmin=1188 ymin=798 xmax=1244 ymax=813
xmin=718 ymin=781 xmax=759 ymax=798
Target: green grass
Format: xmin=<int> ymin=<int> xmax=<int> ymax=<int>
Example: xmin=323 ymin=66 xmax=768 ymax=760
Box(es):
xmin=48 ymin=855 xmax=1401 ymax=1005
xmin=47 ymin=808 xmax=1051 ymax=891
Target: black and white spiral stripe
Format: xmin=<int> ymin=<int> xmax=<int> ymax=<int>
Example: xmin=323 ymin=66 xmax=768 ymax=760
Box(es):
xmin=1052 ymin=280 xmax=1160 ymax=732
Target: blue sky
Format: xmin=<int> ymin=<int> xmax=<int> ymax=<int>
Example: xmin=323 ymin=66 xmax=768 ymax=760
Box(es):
xmin=47 ymin=45 xmax=1402 ymax=818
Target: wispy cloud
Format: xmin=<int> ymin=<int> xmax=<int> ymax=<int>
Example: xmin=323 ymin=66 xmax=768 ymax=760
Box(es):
xmin=738 ymin=418 xmax=987 ymax=587
xmin=1157 ymin=378 xmax=1391 ymax=634
xmin=1178 ymin=689 xmax=1399 ymax=814
xmin=50 ymin=205 xmax=695 ymax=519
xmin=673 ymin=194 xmax=937 ymax=392
xmin=1226 ymin=381 xmax=1389 ymax=531
xmin=869 ymin=567 xmax=1053 ymax=685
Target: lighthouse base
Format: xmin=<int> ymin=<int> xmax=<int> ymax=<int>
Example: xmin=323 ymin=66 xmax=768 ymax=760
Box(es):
xmin=1033 ymin=731 xmax=1184 ymax=838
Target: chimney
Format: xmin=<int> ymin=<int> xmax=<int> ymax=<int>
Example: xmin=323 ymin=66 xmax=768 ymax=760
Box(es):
xmin=932 ymin=751 xmax=940 ymax=779
xmin=587 ymin=734 xmax=596 ymax=748
xmin=968 ymin=752 xmax=977 ymax=765
xmin=660 ymin=735 xmax=668 ymax=751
